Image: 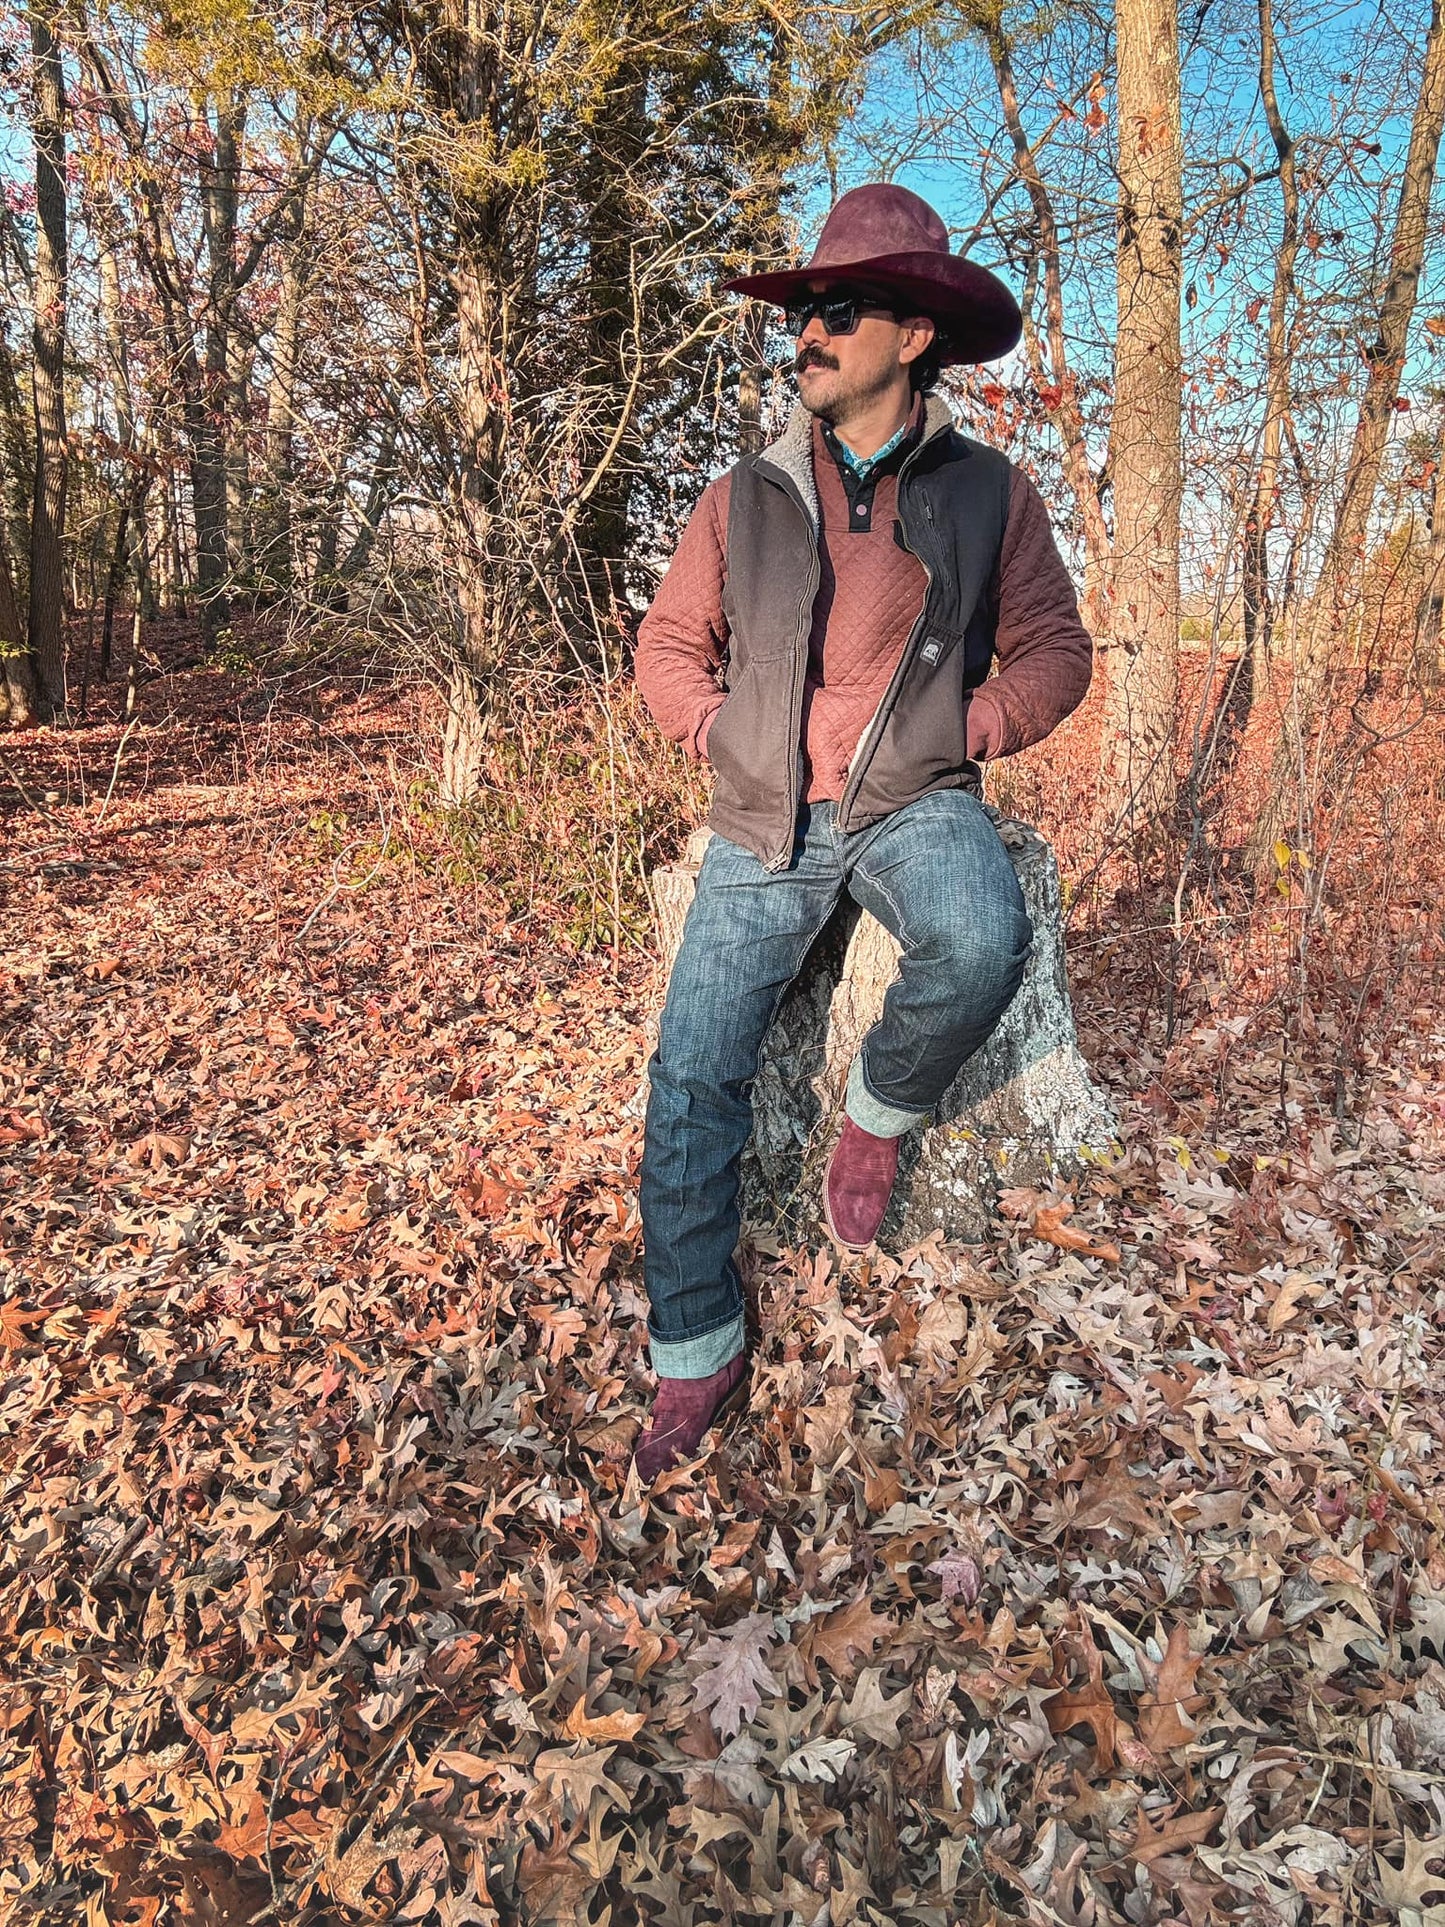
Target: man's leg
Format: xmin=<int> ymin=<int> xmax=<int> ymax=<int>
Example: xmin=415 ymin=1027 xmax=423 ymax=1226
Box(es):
xmin=641 ymin=810 xmax=841 ymax=1378
xmin=825 ymin=790 xmax=1033 ymax=1242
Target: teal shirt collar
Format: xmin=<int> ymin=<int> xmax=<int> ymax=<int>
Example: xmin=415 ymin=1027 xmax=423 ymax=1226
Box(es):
xmin=828 ymin=416 xmax=911 ymax=480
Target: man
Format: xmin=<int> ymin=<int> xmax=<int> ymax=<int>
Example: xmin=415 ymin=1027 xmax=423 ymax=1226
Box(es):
xmin=631 ymin=184 xmax=1093 ymax=1482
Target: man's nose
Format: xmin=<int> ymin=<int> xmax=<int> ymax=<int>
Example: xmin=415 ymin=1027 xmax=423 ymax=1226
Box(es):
xmin=797 ymin=312 xmax=831 ymax=346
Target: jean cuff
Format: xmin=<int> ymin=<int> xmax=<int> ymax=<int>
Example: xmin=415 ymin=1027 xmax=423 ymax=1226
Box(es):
xmin=846 ymin=1054 xmax=930 ymax=1139
xmin=647 ymin=1310 xmax=747 ymax=1380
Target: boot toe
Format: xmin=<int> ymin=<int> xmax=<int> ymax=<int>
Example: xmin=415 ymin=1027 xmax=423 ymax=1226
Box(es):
xmin=824 ymin=1118 xmax=902 ymax=1249
xmin=633 ymin=1353 xmax=748 ymax=1483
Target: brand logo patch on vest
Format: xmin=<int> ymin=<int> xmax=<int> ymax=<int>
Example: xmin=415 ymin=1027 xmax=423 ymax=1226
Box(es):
xmin=920 ymin=639 xmax=943 ymax=664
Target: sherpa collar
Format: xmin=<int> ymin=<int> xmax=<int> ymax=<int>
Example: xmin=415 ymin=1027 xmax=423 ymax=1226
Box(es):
xmin=756 ymin=394 xmax=955 ymax=533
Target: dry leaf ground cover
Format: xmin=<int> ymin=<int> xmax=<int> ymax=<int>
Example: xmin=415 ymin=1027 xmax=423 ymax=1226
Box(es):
xmin=2 ymin=638 xmax=1444 ymax=1927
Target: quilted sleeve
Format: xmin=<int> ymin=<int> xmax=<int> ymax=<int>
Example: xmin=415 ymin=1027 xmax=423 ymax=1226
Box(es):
xmin=633 ymin=475 xmax=733 ymax=759
xmin=965 ymin=467 xmax=1094 ymax=762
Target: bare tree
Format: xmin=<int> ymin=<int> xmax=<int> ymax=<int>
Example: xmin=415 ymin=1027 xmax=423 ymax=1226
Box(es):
xmin=371 ymin=0 xmax=901 ymax=804
xmin=0 ymin=517 xmax=37 ymax=727
xmin=1239 ymin=0 xmax=1300 ymax=698
xmin=977 ymin=6 xmax=1111 ymax=634
xmin=28 ymin=0 xmax=68 ymax=713
xmin=1106 ymin=0 xmax=1183 ymax=828
xmin=95 ymin=201 xmax=152 ymax=676
xmin=1414 ymin=401 xmax=1445 ymax=687
xmin=1246 ymin=0 xmax=1445 ymax=872
xmin=77 ymin=15 xmax=338 ymax=642
xmin=253 ymin=160 xmax=318 ymax=595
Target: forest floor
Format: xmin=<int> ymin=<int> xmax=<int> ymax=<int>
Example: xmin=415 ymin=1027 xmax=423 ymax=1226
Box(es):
xmin=1 ymin=622 xmax=1444 ymax=1926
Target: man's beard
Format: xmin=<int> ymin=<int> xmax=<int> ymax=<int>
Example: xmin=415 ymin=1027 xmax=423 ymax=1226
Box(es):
xmin=794 ymin=345 xmax=899 ymax=426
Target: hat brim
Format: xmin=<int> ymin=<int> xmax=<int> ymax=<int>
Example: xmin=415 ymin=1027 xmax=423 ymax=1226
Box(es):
xmin=721 ymin=251 xmax=1022 ymax=365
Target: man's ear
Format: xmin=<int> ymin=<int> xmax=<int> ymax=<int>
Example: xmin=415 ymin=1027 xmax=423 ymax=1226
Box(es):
xmin=898 ymin=315 xmax=937 ymax=367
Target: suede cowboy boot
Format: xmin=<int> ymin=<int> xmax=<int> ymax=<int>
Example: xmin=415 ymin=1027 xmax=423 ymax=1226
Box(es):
xmin=633 ymin=1351 xmax=749 ymax=1484
xmin=824 ymin=1116 xmax=902 ymax=1250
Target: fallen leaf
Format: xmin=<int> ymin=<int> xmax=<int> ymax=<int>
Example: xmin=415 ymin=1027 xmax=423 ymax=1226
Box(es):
xmin=688 ymin=1615 xmax=780 ymax=1740
xmin=800 ymin=1595 xmax=894 ymax=1683
xmin=1125 ymin=1803 xmax=1221 ymax=1866
xmin=1033 ymin=1200 xmax=1121 ymax=1263
xmin=1138 ymin=1623 xmax=1206 ymax=1753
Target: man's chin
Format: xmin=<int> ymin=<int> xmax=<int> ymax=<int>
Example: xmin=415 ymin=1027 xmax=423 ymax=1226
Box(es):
xmin=796 ymin=373 xmax=842 ymax=422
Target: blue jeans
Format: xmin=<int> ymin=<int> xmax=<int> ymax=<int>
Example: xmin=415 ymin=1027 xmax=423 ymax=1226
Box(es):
xmin=641 ymin=791 xmax=1032 ymax=1377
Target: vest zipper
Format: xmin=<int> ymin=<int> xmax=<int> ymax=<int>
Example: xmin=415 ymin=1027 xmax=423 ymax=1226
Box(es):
xmin=837 ymin=448 xmax=935 ymax=832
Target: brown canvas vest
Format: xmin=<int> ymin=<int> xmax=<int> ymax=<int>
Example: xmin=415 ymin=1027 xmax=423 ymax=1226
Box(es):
xmin=705 ymin=398 xmax=1012 ymax=871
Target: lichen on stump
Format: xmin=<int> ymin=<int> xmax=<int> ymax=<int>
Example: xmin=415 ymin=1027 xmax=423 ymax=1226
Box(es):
xmin=645 ymin=819 xmax=1119 ymax=1245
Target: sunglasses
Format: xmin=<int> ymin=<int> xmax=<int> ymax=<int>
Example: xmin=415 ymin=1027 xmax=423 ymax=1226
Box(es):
xmin=782 ymin=290 xmax=901 ymax=338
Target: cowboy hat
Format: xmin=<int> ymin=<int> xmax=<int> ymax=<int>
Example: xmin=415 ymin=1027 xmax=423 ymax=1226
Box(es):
xmin=723 ymin=183 xmax=1021 ymax=366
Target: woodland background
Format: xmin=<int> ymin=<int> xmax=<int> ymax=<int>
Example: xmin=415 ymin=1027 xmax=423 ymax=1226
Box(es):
xmin=2 ymin=0 xmax=1445 ymax=1923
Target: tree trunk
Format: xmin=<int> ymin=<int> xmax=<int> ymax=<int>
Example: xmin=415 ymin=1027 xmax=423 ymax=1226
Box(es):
xmin=28 ymin=2 xmax=68 ymax=715
xmin=98 ymin=211 xmax=147 ymax=677
xmin=440 ymin=231 xmax=509 ymax=805
xmin=985 ymin=16 xmax=1111 ymax=636
xmin=256 ymin=182 xmax=312 ymax=593
xmin=1239 ymin=0 xmax=1300 ymax=713
xmin=0 ymin=516 xmax=37 ymax=726
xmin=156 ymin=446 xmax=187 ymax=617
xmin=338 ymin=422 xmax=399 ymax=582
xmin=1106 ymin=0 xmax=1182 ymax=829
xmin=1414 ymin=418 xmax=1445 ymax=689
xmin=225 ymin=332 xmax=255 ymax=587
xmin=191 ymin=95 xmax=244 ymax=640
xmin=647 ymin=825 xmax=1118 ymax=1244
xmin=573 ymin=63 xmax=648 ymax=634
xmin=101 ymin=472 xmax=149 ymax=678
xmin=1247 ymin=0 xmax=1445 ymax=872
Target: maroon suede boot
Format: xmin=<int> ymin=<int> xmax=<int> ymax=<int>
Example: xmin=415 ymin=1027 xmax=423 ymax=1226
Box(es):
xmin=824 ymin=1116 xmax=902 ymax=1250
xmin=633 ymin=1351 xmax=749 ymax=1484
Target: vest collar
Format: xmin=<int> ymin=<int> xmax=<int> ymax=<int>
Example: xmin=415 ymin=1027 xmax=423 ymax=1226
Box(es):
xmin=756 ymin=393 xmax=956 ymax=533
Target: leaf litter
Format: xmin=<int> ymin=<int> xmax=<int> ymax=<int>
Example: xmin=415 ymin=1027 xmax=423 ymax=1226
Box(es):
xmin=0 ymin=668 xmax=1443 ymax=1925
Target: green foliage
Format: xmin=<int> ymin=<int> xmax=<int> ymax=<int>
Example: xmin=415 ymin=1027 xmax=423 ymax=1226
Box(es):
xmin=204 ymin=628 xmax=258 ymax=676
xmin=408 ymin=686 xmax=708 ymax=953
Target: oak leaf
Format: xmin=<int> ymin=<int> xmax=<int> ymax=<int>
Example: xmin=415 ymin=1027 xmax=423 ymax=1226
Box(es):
xmin=800 ymin=1595 xmax=894 ymax=1683
xmin=688 ymin=1614 xmax=780 ymax=1739
xmin=1139 ymin=1623 xmax=1206 ymax=1754
xmin=532 ymin=1744 xmax=625 ymax=1823
xmin=780 ymin=1735 xmax=857 ymax=1783
xmin=1124 ymin=1803 xmax=1221 ymax=1866
xmin=926 ymin=1549 xmax=982 ymax=1605
xmin=840 ymin=1669 xmax=911 ymax=1745
xmin=1376 ymin=1833 xmax=1445 ymax=1921
xmin=561 ymin=1702 xmax=647 ymax=1743
xmin=1033 ymin=1200 xmax=1121 ymax=1263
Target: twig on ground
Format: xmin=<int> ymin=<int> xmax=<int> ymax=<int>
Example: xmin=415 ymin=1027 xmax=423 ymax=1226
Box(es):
xmin=93 ymin=714 xmax=144 ymax=828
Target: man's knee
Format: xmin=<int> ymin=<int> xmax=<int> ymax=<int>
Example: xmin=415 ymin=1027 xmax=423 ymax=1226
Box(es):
xmin=911 ymin=900 xmax=1032 ymax=996
xmin=652 ymin=1009 xmax=761 ymax=1106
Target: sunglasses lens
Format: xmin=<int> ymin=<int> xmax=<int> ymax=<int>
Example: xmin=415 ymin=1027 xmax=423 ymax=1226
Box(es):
xmin=785 ymin=296 xmax=860 ymax=336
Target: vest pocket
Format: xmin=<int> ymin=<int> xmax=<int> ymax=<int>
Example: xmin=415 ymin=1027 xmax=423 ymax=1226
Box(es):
xmin=703 ymin=664 xmax=753 ymax=772
xmin=875 ymin=628 xmax=974 ymax=786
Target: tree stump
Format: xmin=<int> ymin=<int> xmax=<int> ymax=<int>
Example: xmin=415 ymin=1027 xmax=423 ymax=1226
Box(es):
xmin=645 ymin=818 xmax=1119 ymax=1245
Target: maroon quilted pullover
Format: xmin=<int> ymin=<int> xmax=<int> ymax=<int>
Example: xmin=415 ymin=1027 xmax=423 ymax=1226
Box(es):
xmin=800 ymin=416 xmax=929 ymax=801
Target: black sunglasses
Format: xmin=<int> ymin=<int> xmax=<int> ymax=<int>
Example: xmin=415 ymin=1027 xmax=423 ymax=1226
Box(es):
xmin=782 ymin=290 xmax=901 ymax=338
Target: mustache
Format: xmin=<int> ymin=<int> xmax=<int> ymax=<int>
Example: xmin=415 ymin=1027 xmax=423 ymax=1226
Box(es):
xmin=794 ymin=345 xmax=838 ymax=374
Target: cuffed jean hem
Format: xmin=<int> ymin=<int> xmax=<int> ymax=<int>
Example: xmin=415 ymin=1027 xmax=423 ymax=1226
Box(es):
xmin=647 ymin=1310 xmax=747 ymax=1380
xmin=845 ymin=1054 xmax=932 ymax=1139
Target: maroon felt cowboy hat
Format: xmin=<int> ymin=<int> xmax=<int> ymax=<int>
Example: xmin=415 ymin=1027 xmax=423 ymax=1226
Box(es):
xmin=723 ymin=183 xmax=1021 ymax=366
